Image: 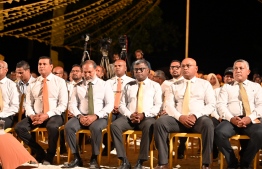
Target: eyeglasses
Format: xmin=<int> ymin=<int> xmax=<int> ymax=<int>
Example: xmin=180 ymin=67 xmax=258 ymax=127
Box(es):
xmin=134 ymin=68 xmax=147 ymax=73
xmin=170 ymin=66 xmax=180 ymax=70
xmin=181 ymin=64 xmax=195 ymax=68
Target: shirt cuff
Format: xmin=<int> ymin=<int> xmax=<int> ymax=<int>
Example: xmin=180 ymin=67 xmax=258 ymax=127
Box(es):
xmin=249 ymin=113 xmax=258 ymax=124
xmin=47 ymin=111 xmax=55 ymax=118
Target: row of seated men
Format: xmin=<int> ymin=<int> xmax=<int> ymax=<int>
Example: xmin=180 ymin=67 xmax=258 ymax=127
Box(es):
xmin=0 ymin=56 xmax=262 ymax=169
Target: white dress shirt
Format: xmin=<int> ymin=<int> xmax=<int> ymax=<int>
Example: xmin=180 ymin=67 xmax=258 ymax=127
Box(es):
xmin=69 ymin=77 xmax=114 ymax=118
xmin=210 ymin=87 xmax=221 ymax=120
xmin=25 ymin=73 xmax=68 ymax=117
xmin=0 ymin=77 xmax=20 ymax=118
xmin=161 ymin=76 xmax=184 ymax=110
xmin=17 ymin=76 xmax=36 ymax=107
xmin=165 ymin=77 xmax=216 ymax=120
xmin=217 ymin=80 xmax=262 ymax=123
xmin=119 ymin=78 xmax=162 ymax=118
xmin=106 ymin=75 xmax=134 ymax=95
xmin=67 ymin=80 xmax=83 ymax=99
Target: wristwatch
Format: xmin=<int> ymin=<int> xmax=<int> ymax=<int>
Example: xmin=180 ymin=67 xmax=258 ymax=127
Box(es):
xmin=76 ymin=114 xmax=82 ymax=119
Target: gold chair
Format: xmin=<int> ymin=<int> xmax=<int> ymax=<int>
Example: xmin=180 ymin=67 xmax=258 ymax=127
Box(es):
xmin=121 ymin=130 xmax=154 ymax=169
xmin=169 ymin=133 xmax=202 ymax=169
xmin=67 ymin=112 xmax=112 ymax=166
xmin=30 ymin=108 xmax=69 ymax=164
xmin=4 ymin=97 xmax=25 ymax=134
xmin=219 ymin=135 xmax=260 ymax=169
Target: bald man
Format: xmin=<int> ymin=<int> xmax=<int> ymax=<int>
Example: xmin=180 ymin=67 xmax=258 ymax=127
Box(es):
xmin=103 ymin=60 xmax=134 ymax=156
xmin=0 ymin=61 xmax=20 ymax=129
xmin=52 ymin=66 xmax=64 ymax=78
xmin=154 ymin=58 xmax=215 ymax=169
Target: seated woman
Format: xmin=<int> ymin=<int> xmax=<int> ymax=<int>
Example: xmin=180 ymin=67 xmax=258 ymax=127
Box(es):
xmin=0 ymin=127 xmax=37 ymax=169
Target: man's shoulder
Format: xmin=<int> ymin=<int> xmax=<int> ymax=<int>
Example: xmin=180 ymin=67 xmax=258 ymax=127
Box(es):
xmin=124 ymin=76 xmax=135 ymax=83
xmin=5 ymin=78 xmax=17 ymax=87
xmin=126 ymin=80 xmax=137 ymax=86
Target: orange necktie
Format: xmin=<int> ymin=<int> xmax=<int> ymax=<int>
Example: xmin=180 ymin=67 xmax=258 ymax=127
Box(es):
xmin=43 ymin=78 xmax=49 ymax=114
xmin=137 ymin=82 xmax=144 ymax=113
xmin=114 ymin=78 xmax=122 ymax=109
xmin=182 ymin=80 xmax=191 ymax=115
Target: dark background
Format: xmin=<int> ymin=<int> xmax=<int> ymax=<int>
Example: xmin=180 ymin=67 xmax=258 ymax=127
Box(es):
xmin=1 ymin=0 xmax=262 ymax=78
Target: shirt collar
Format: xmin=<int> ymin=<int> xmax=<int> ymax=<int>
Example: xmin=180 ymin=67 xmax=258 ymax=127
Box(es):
xmin=19 ymin=76 xmax=36 ymax=86
xmin=234 ymin=79 xmax=249 ymax=86
xmin=172 ymin=76 xmax=184 ymax=82
xmin=114 ymin=74 xmax=127 ymax=82
xmin=183 ymin=76 xmax=196 ymax=83
xmin=0 ymin=77 xmax=7 ymax=84
xmin=136 ymin=77 xmax=150 ymax=85
xmin=38 ymin=73 xmax=53 ymax=82
xmin=85 ymin=76 xmax=98 ymax=85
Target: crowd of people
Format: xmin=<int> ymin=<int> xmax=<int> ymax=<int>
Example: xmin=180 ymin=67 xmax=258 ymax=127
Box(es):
xmin=0 ymin=50 xmax=262 ymax=169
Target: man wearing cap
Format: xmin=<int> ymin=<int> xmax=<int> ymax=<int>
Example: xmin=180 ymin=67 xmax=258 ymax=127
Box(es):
xmin=224 ymin=67 xmax=234 ymax=84
xmin=211 ymin=67 xmax=234 ymax=161
xmin=215 ymin=59 xmax=262 ymax=169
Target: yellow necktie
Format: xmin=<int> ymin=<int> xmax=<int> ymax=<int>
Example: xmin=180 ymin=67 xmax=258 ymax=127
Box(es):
xmin=0 ymin=87 xmax=3 ymax=112
xmin=239 ymin=83 xmax=251 ymax=116
xmin=43 ymin=78 xmax=49 ymax=114
xmin=114 ymin=78 xmax=122 ymax=109
xmin=182 ymin=80 xmax=191 ymax=115
xmin=137 ymin=82 xmax=144 ymax=113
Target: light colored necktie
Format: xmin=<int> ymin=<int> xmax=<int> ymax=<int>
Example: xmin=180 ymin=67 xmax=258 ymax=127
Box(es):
xmin=182 ymin=80 xmax=191 ymax=115
xmin=114 ymin=78 xmax=122 ymax=109
xmin=43 ymin=78 xmax=49 ymax=114
xmin=239 ymin=83 xmax=251 ymax=116
xmin=0 ymin=86 xmax=3 ymax=112
xmin=88 ymin=82 xmax=94 ymax=115
xmin=137 ymin=82 xmax=144 ymax=113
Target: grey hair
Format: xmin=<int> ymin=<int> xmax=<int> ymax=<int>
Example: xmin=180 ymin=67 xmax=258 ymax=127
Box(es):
xmin=233 ymin=59 xmax=249 ymax=70
xmin=133 ymin=59 xmax=149 ymax=68
xmin=154 ymin=70 xmax=166 ymax=80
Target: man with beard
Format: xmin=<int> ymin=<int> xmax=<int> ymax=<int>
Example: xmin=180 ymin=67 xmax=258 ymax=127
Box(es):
xmin=63 ymin=60 xmax=114 ymax=168
xmin=159 ymin=60 xmax=186 ymax=159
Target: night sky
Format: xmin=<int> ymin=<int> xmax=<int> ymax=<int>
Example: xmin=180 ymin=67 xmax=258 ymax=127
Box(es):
xmin=159 ymin=0 xmax=262 ymax=77
xmin=1 ymin=0 xmax=262 ymax=78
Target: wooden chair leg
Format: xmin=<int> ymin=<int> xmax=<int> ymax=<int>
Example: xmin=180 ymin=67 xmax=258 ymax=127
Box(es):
xmin=149 ymin=140 xmax=154 ymax=169
xmin=56 ymin=133 xmax=61 ymax=164
xmin=219 ymin=152 xmax=224 ymax=169
xmin=67 ymin=148 xmax=71 ymax=163
xmin=169 ymin=136 xmax=174 ymax=169
xmin=107 ymin=132 xmax=111 ymax=163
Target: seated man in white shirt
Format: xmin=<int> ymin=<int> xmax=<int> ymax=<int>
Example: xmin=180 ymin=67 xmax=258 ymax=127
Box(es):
xmin=102 ymin=60 xmax=134 ymax=156
xmin=15 ymin=56 xmax=68 ymax=165
xmin=154 ymin=58 xmax=216 ymax=169
xmin=63 ymin=60 xmax=114 ymax=168
xmin=111 ymin=59 xmax=162 ymax=169
xmin=215 ymin=59 xmax=262 ymax=169
xmin=0 ymin=60 xmax=20 ymax=129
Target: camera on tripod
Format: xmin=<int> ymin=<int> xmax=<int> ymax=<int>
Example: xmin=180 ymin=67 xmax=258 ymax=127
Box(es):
xmin=99 ymin=38 xmax=112 ymax=57
xmin=119 ymin=35 xmax=127 ymax=50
